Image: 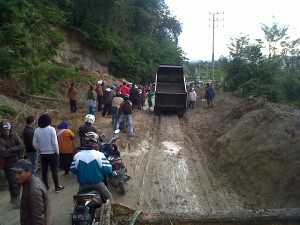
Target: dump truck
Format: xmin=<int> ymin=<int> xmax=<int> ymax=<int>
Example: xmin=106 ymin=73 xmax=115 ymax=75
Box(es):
xmin=154 ymin=64 xmax=187 ymax=118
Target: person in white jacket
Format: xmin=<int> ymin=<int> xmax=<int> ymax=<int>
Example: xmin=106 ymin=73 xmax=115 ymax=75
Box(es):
xmin=188 ymin=88 xmax=197 ymax=109
xmin=32 ymin=114 xmax=65 ymax=193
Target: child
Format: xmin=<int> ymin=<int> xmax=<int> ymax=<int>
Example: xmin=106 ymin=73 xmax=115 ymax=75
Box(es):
xmin=147 ymin=89 xmax=154 ymax=110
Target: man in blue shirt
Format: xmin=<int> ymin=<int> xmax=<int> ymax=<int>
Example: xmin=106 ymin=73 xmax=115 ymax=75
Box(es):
xmin=70 ymin=132 xmax=112 ymax=201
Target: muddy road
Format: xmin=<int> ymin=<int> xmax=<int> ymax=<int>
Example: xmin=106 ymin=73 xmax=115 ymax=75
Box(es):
xmin=119 ymin=112 xmax=242 ymax=214
xmin=0 ymin=99 xmax=241 ymax=225
xmin=1 ymin=89 xmax=299 ymax=224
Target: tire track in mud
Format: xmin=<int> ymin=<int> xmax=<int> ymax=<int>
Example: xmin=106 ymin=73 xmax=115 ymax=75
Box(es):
xmin=119 ymin=110 xmax=242 ymax=214
xmin=122 ymin=114 xmax=203 ymax=213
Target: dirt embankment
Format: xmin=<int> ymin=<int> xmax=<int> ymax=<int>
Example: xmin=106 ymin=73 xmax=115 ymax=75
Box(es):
xmin=0 ymin=85 xmax=300 ymax=225
xmin=186 ymin=91 xmax=300 ymax=209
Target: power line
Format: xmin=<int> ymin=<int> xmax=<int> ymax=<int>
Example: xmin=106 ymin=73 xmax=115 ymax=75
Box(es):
xmin=209 ymin=11 xmax=224 ymax=88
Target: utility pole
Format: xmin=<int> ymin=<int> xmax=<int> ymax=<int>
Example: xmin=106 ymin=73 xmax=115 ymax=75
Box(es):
xmin=206 ymin=61 xmax=208 ymax=79
xmin=209 ymin=12 xmax=224 ymax=88
xmin=198 ymin=61 xmax=201 ymax=80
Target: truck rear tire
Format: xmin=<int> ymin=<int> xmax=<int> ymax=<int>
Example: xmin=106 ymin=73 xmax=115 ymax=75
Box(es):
xmin=154 ymin=107 xmax=160 ymax=116
xmin=178 ymin=109 xmax=186 ymax=118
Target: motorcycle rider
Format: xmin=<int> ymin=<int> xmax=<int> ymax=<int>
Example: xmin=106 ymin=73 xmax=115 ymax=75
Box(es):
xmin=70 ymin=132 xmax=113 ymax=202
xmin=0 ymin=121 xmax=25 ymax=209
xmin=78 ymin=114 xmax=104 ymax=146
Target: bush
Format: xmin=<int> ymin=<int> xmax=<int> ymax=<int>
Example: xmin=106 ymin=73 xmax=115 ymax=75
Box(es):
xmin=236 ymin=79 xmax=284 ymax=102
xmin=22 ymin=62 xmax=76 ymax=95
xmin=0 ymin=97 xmax=18 ymax=116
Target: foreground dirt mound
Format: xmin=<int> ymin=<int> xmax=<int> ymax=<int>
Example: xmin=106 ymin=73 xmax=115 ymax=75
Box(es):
xmin=187 ymin=90 xmax=300 ymax=209
xmin=217 ymin=102 xmax=300 ymax=208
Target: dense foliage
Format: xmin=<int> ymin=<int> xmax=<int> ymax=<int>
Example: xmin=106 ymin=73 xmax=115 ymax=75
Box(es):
xmin=188 ymin=22 xmax=300 ymax=105
xmin=222 ymin=22 xmax=300 ymax=104
xmin=0 ymin=0 xmax=184 ymax=94
xmin=45 ymin=0 xmax=184 ymax=83
xmin=2 ymin=1 xmax=299 ymax=106
xmin=0 ymin=0 xmax=77 ymax=94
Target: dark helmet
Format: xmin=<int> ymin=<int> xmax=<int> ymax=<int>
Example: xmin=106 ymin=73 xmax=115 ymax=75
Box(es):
xmin=83 ymin=132 xmax=99 ymax=146
xmin=0 ymin=121 xmax=11 ymax=132
xmin=123 ymin=94 xmax=129 ymax=100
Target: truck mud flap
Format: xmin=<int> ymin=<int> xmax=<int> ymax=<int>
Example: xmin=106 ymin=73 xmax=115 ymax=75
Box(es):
xmin=154 ymin=107 xmax=160 ymax=116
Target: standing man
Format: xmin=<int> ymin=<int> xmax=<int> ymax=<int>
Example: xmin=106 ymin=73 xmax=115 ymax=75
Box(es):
xmin=115 ymin=94 xmax=134 ymax=137
xmin=111 ymin=92 xmax=123 ymax=129
xmin=188 ymin=88 xmax=197 ymax=109
xmin=119 ymin=82 xmax=130 ymax=96
xmin=32 ymin=114 xmax=65 ymax=193
xmin=205 ymin=83 xmax=215 ymax=107
xmin=130 ymin=84 xmax=141 ymax=110
xmin=102 ymin=85 xmax=115 ymax=117
xmin=23 ymin=116 xmax=38 ymax=175
xmin=87 ymin=85 xmax=96 ymax=115
xmin=12 ymin=159 xmax=53 ymax=225
xmin=68 ymin=82 xmax=78 ymax=113
xmin=0 ymin=121 xmax=25 ymax=209
xmin=95 ymin=80 xmax=104 ymax=112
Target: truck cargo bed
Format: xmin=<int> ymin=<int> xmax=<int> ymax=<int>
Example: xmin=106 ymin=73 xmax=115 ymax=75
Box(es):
xmin=156 ymin=82 xmax=186 ymax=93
xmin=154 ymin=64 xmax=187 ymax=117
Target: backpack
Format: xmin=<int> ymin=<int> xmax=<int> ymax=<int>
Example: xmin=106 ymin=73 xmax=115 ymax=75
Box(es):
xmin=123 ymin=100 xmax=132 ymax=115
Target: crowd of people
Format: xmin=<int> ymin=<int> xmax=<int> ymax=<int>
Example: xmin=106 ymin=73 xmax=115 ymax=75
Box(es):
xmin=68 ymin=80 xmax=155 ymax=136
xmin=0 ymin=79 xmax=214 ymax=224
xmin=0 ymin=80 xmax=155 ymax=224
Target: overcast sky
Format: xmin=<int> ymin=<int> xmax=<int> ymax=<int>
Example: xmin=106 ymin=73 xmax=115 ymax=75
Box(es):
xmin=164 ymin=0 xmax=300 ymax=61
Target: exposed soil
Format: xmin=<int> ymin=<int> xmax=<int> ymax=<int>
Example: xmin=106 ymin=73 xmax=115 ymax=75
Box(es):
xmin=0 ymin=84 xmax=300 ymax=225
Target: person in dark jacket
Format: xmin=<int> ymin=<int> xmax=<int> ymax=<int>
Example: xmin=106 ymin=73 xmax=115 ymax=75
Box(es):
xmin=205 ymin=83 xmax=215 ymax=107
xmin=87 ymin=85 xmax=96 ymax=115
xmin=12 ymin=159 xmax=53 ymax=225
xmin=0 ymin=120 xmax=25 ymax=209
xmin=102 ymin=85 xmax=115 ymax=117
xmin=130 ymin=84 xmax=141 ymax=110
xmin=95 ymin=80 xmax=104 ymax=112
xmin=78 ymin=114 xmax=105 ymax=147
xmin=23 ymin=116 xmax=38 ymax=175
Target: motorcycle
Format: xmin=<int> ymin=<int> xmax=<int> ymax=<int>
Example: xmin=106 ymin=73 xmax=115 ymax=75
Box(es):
xmin=71 ymin=188 xmax=113 ymax=225
xmin=99 ymin=133 xmax=130 ymax=195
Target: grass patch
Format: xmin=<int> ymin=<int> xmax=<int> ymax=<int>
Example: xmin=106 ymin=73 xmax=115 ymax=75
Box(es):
xmin=0 ymin=98 xmax=18 ymax=116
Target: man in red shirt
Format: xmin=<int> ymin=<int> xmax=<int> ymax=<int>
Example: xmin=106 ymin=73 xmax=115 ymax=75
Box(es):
xmin=119 ymin=82 xmax=130 ymax=96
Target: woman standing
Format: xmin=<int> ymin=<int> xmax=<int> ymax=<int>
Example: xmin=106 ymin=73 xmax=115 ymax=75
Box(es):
xmin=33 ymin=114 xmax=65 ymax=193
xmin=56 ymin=121 xmax=75 ymax=175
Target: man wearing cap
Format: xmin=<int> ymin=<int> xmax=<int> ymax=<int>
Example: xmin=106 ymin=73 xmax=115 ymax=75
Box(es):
xmin=12 ymin=159 xmax=53 ymax=225
xmin=102 ymin=85 xmax=116 ymax=117
xmin=95 ymin=80 xmax=104 ymax=112
xmin=0 ymin=120 xmax=25 ymax=209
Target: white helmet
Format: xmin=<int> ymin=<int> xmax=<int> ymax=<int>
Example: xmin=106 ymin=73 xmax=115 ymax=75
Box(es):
xmin=84 ymin=114 xmax=95 ymax=124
